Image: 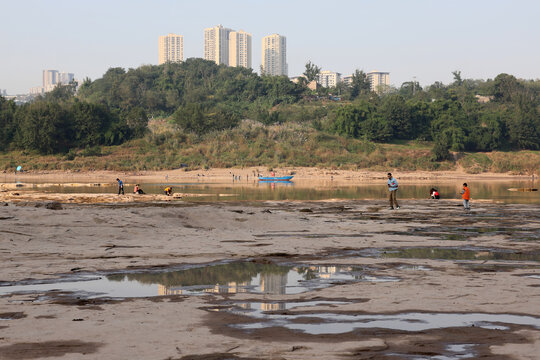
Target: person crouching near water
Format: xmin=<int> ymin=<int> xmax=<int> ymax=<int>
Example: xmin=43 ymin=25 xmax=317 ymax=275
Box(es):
xmin=116 ymin=178 xmax=124 ymax=195
xmin=134 ymin=184 xmax=144 ymax=194
xmin=164 ymin=186 xmax=172 ymax=196
xmin=430 ymin=188 xmax=440 ymax=199
xmin=461 ymin=183 xmax=470 ymax=210
xmin=387 ymin=172 xmax=400 ymax=210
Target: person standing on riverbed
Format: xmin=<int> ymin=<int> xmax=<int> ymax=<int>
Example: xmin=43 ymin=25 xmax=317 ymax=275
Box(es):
xmin=116 ymin=178 xmax=124 ymax=195
xmin=387 ymin=173 xmax=400 ymax=210
xmin=461 ymin=183 xmax=470 ymax=210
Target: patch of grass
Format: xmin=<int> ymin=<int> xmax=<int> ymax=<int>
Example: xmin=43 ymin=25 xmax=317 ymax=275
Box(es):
xmin=459 ymin=153 xmax=493 ymax=174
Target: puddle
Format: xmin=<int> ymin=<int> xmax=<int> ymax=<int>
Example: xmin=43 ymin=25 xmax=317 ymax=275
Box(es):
xmin=0 ymin=262 xmax=398 ymax=299
xmin=389 ymin=343 xmax=476 ymax=360
xmin=385 ymin=226 xmax=540 ymax=242
xmin=357 ymin=247 xmax=540 ymax=262
xmin=225 ymin=301 xmax=540 ymax=334
xmin=396 ymin=265 xmax=432 ymax=271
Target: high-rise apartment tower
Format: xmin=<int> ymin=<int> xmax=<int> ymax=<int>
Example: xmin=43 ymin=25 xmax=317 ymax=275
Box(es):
xmin=229 ymin=30 xmax=252 ymax=68
xmin=158 ymin=33 xmax=184 ymax=65
xmin=204 ymin=25 xmax=232 ymax=65
xmin=262 ymin=34 xmax=287 ymax=76
xmin=367 ymin=71 xmax=390 ymax=94
xmin=42 ymin=70 xmax=58 ymax=88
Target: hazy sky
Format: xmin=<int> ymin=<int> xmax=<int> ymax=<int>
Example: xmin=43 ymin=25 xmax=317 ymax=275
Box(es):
xmin=1 ymin=0 xmax=539 ymax=94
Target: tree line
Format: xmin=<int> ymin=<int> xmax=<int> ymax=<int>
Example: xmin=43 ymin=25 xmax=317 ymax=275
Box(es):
xmin=1 ymin=58 xmax=539 ymax=159
xmin=328 ymin=72 xmax=540 ymax=159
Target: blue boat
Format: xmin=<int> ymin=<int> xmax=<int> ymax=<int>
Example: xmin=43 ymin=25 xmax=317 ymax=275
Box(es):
xmin=258 ymin=175 xmax=294 ymax=181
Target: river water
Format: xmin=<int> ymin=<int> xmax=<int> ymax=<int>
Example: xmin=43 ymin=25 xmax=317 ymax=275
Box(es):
xmin=26 ymin=179 xmax=540 ymax=203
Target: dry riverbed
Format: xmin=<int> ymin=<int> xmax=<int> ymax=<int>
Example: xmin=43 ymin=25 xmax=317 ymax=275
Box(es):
xmin=0 ymin=192 xmax=539 ymax=359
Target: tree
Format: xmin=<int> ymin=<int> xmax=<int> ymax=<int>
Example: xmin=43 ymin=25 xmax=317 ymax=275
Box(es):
xmin=378 ymin=95 xmax=412 ymax=139
xmin=452 ymin=70 xmax=463 ymax=87
xmin=303 ymin=61 xmax=321 ymax=83
xmin=505 ymin=95 xmax=540 ymax=149
xmin=15 ymin=102 xmax=73 ymax=154
xmin=71 ymin=101 xmax=111 ymax=147
xmin=125 ymin=107 xmax=148 ymax=138
xmin=332 ymin=105 xmax=364 ymax=138
xmin=0 ymin=96 xmax=16 ymax=151
xmin=350 ymin=70 xmax=371 ymax=99
xmin=399 ymin=81 xmax=422 ymax=98
xmin=493 ymin=73 xmax=523 ymax=103
xmin=173 ymin=103 xmax=239 ymax=135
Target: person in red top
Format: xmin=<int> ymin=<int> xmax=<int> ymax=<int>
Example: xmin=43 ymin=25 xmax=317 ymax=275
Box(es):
xmin=461 ymin=183 xmax=470 ymax=210
xmin=430 ymin=188 xmax=440 ymax=199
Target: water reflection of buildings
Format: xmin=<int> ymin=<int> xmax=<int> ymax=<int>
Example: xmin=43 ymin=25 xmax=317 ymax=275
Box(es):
xmin=260 ymin=273 xmax=287 ymax=295
xmin=157 ymin=265 xmax=352 ymax=312
xmin=157 ymin=281 xmax=251 ymax=296
xmin=302 ymin=265 xmax=352 ymax=279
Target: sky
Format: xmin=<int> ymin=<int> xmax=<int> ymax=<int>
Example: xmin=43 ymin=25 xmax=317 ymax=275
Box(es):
xmin=1 ymin=0 xmax=539 ymax=94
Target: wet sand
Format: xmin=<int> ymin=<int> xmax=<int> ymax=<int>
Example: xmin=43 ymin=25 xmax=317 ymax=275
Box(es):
xmin=0 ymin=191 xmax=539 ymax=359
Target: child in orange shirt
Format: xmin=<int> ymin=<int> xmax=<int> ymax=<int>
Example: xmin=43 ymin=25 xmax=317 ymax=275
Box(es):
xmin=461 ymin=183 xmax=470 ymax=210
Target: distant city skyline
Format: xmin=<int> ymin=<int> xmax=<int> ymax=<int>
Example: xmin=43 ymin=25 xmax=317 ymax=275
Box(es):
xmin=1 ymin=0 xmax=539 ymax=94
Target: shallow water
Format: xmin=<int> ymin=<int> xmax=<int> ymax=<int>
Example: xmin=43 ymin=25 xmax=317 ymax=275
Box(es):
xmin=228 ymin=301 xmax=540 ymax=333
xmin=15 ymin=180 xmax=540 ymax=203
xmin=0 ymin=262 xmax=397 ymax=299
xmin=358 ymin=247 xmax=540 ymax=262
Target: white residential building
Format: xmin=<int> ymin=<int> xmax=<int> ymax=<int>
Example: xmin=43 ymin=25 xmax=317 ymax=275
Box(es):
xmin=57 ymin=72 xmax=74 ymax=85
xmin=204 ymin=25 xmax=233 ymax=65
xmin=341 ymin=74 xmax=353 ymax=86
xmin=262 ymin=34 xmax=287 ymax=76
xmin=229 ymin=30 xmax=252 ymax=69
xmin=367 ymin=71 xmax=390 ymax=94
xmin=158 ymin=33 xmax=184 ymax=64
xmin=319 ymin=70 xmax=341 ymax=88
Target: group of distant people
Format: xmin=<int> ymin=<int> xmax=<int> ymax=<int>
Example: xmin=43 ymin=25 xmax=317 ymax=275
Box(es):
xmin=387 ymin=172 xmax=471 ymax=210
xmin=116 ymin=178 xmax=173 ymax=196
xmin=116 ymin=174 xmax=472 ymax=210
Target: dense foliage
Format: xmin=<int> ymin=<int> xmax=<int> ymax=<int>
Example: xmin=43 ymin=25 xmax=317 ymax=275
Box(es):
xmin=1 ymin=58 xmax=539 ymax=163
xmin=326 ymin=72 xmax=540 ymax=157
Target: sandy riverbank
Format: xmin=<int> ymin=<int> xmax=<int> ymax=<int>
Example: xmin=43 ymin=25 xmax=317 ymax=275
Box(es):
xmin=1 ymin=195 xmax=539 ymax=359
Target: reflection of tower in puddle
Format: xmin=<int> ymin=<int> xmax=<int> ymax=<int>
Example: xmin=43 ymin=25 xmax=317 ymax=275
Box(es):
xmin=260 ymin=302 xmax=285 ymax=311
xmin=158 ymin=281 xmax=250 ymax=296
xmin=313 ymin=265 xmax=352 ymax=279
xmin=260 ymin=272 xmax=287 ymax=295
xmin=158 ymin=284 xmax=183 ymax=295
xmin=237 ymin=302 xmax=285 ymax=311
xmin=205 ymin=281 xmax=250 ymax=294
xmin=259 ymin=272 xmax=287 ymax=311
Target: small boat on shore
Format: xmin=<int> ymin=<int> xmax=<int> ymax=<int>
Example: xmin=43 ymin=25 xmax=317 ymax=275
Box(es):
xmin=258 ymin=176 xmax=294 ymax=181
xmin=508 ymin=188 xmax=538 ymax=192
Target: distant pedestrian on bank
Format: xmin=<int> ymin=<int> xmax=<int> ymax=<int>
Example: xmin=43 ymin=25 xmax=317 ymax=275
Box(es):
xmin=430 ymin=188 xmax=440 ymax=199
xmin=461 ymin=183 xmax=470 ymax=210
xmin=116 ymin=178 xmax=124 ymax=195
xmin=387 ymin=172 xmax=400 ymax=210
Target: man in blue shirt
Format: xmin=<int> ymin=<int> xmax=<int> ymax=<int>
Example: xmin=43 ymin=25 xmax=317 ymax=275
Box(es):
xmin=116 ymin=178 xmax=124 ymax=195
xmin=387 ymin=172 xmax=399 ymax=210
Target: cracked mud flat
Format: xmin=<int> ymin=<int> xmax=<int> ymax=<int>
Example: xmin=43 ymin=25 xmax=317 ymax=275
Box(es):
xmin=0 ymin=195 xmax=539 ymax=359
